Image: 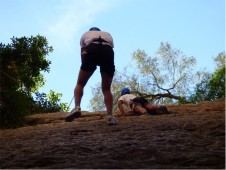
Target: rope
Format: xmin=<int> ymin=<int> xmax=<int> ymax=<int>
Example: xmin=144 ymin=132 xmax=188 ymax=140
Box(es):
xmin=68 ymin=96 xmax=74 ymax=109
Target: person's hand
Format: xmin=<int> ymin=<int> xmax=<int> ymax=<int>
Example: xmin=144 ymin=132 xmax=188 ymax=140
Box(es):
xmin=81 ymin=47 xmax=87 ymax=56
xmin=82 ymin=50 xmax=87 ymax=56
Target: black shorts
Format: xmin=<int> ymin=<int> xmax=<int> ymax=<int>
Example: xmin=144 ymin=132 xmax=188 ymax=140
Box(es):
xmin=132 ymin=97 xmax=149 ymax=107
xmin=81 ymin=43 xmax=115 ymax=78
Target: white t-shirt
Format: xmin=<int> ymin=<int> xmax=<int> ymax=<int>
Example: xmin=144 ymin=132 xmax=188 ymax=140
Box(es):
xmin=118 ymin=94 xmax=137 ymax=107
xmin=80 ymin=31 xmax=114 ymax=48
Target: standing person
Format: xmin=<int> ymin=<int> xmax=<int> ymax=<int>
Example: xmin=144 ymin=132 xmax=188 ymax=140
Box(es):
xmin=65 ymin=27 xmax=117 ymax=125
xmin=118 ymin=88 xmax=169 ymax=116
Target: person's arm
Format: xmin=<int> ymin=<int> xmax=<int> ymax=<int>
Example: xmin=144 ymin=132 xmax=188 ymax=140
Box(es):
xmin=81 ymin=47 xmax=87 ymax=56
xmin=80 ymin=47 xmax=87 ymax=63
xmin=118 ymin=100 xmax=126 ymax=116
xmin=80 ymin=32 xmax=87 ymax=57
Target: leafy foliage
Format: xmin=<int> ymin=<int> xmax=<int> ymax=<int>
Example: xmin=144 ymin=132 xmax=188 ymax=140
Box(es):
xmin=132 ymin=42 xmax=196 ymax=103
xmin=0 ymin=35 xmax=68 ymax=128
xmin=32 ymin=90 xmax=69 ymax=113
xmin=188 ymin=52 xmax=225 ymax=103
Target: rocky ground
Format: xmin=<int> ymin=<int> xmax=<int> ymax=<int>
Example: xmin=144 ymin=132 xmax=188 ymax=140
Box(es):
xmin=0 ymin=98 xmax=225 ymax=169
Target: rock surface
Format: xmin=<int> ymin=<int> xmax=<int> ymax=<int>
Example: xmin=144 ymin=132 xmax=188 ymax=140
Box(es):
xmin=0 ymin=98 xmax=225 ymax=169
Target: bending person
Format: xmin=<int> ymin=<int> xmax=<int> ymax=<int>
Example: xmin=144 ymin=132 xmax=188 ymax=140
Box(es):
xmin=65 ymin=27 xmax=117 ymax=125
xmin=118 ymin=88 xmax=169 ymax=116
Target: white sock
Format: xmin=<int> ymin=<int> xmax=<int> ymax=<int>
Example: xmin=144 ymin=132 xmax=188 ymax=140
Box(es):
xmin=75 ymin=106 xmax=81 ymax=110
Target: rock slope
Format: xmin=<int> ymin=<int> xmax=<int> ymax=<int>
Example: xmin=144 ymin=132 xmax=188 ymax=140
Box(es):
xmin=0 ymin=98 xmax=225 ymax=169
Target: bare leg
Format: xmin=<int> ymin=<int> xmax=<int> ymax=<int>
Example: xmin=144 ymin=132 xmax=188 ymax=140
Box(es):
xmin=65 ymin=69 xmax=93 ymax=122
xmin=74 ymin=69 xmax=94 ymax=107
xmin=145 ymin=103 xmax=160 ymax=112
xmin=133 ymin=104 xmax=148 ymax=115
xmin=145 ymin=103 xmax=169 ymax=114
xmin=101 ymin=72 xmax=113 ymax=115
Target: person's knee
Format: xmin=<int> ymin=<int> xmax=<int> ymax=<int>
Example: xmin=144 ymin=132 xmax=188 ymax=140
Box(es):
xmin=75 ymin=83 xmax=85 ymax=92
xmin=77 ymin=79 xmax=87 ymax=87
xmin=134 ymin=105 xmax=146 ymax=114
xmin=102 ymin=88 xmax=112 ymax=97
xmin=101 ymin=82 xmax=111 ymax=93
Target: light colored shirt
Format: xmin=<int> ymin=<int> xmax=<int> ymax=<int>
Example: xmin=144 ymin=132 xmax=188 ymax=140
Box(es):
xmin=118 ymin=94 xmax=137 ymax=107
xmin=80 ymin=31 xmax=114 ymax=48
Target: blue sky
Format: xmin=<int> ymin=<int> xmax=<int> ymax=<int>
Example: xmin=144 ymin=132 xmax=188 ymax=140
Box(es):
xmin=1 ymin=0 xmax=225 ymax=111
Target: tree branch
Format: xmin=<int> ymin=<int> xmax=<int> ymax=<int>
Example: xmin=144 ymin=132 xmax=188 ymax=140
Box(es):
xmin=134 ymin=90 xmax=185 ymax=103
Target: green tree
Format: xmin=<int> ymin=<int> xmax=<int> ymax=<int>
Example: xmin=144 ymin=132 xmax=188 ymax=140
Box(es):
xmin=0 ymin=35 xmax=68 ymax=128
xmin=89 ymin=42 xmax=196 ymax=111
xmin=33 ymin=90 xmax=69 ymax=113
xmin=188 ymin=52 xmax=225 ymax=103
xmin=132 ymin=42 xmax=196 ymax=103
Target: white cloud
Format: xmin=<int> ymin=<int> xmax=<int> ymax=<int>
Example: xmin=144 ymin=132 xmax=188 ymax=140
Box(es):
xmin=47 ymin=0 xmax=117 ymax=51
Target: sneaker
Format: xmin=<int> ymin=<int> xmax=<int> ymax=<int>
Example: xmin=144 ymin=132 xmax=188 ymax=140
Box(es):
xmin=65 ymin=107 xmax=81 ymax=122
xmin=107 ymin=115 xmax=117 ymax=125
xmin=159 ymin=106 xmax=170 ymax=114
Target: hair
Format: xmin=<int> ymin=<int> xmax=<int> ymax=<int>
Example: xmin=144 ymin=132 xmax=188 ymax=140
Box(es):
xmin=89 ymin=27 xmax=101 ymax=31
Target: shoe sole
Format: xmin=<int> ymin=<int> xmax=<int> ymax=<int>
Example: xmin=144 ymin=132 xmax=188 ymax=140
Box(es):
xmin=65 ymin=111 xmax=81 ymax=122
xmin=107 ymin=119 xmax=117 ymax=125
xmin=107 ymin=122 xmax=117 ymax=125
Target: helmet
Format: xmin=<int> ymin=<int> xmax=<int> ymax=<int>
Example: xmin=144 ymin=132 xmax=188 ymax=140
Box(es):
xmin=121 ymin=88 xmax=131 ymax=96
xmin=89 ymin=27 xmax=101 ymax=31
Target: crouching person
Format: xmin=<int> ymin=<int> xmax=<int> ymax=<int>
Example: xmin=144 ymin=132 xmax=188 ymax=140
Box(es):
xmin=118 ymin=88 xmax=169 ymax=116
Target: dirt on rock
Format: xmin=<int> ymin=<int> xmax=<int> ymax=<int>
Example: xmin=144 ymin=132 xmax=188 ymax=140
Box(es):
xmin=0 ymin=98 xmax=225 ymax=169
